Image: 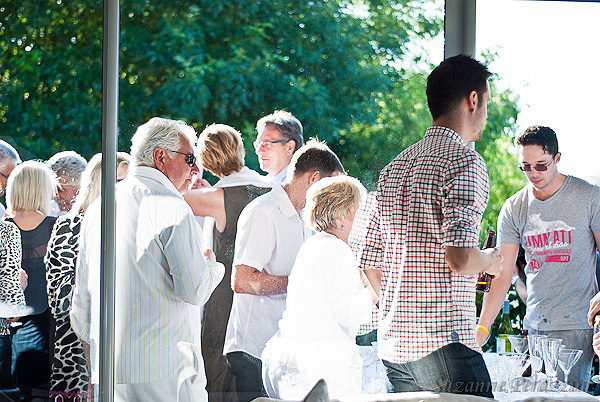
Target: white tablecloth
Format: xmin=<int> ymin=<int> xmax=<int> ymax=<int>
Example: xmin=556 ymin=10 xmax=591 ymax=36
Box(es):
xmin=483 ymin=352 xmax=599 ymax=401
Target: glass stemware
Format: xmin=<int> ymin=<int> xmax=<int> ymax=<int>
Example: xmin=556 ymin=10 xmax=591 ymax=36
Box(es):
xmin=557 ymin=348 xmax=583 ymax=389
xmin=541 ymin=338 xmax=562 ymax=390
xmin=527 ymin=334 xmax=547 ymax=382
xmin=508 ymin=335 xmax=528 ymax=354
xmin=509 ymin=352 xmax=530 ymax=392
xmin=496 ymin=353 xmax=515 ymax=393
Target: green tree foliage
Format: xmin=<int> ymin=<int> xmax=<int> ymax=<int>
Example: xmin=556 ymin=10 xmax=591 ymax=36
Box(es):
xmin=1 ymin=0 xmax=525 ymax=212
xmin=0 ymin=0 xmax=439 ymax=166
xmin=1 ymin=0 xmax=529 ymax=344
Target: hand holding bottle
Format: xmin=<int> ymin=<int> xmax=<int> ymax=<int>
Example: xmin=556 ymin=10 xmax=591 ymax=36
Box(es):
xmin=481 ymin=247 xmax=503 ymax=277
xmin=476 ymin=229 xmax=502 ymax=292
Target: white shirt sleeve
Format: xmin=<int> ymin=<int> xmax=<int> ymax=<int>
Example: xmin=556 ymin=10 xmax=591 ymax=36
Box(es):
xmin=233 ymin=204 xmax=276 ymax=272
xmin=164 ymin=210 xmax=224 ymax=306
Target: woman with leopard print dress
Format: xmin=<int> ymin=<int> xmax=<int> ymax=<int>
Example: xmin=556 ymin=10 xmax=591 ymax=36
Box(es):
xmin=44 ymin=153 xmax=129 ymax=402
xmin=45 ymin=212 xmax=89 ymax=401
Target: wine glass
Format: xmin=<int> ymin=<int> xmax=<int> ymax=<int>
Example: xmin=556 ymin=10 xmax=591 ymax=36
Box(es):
xmin=527 ymin=334 xmax=547 ymax=381
xmin=557 ymin=348 xmax=582 ymax=389
xmin=508 ymin=335 xmax=528 ymax=354
xmin=496 ymin=353 xmax=515 ymax=393
xmin=541 ymin=338 xmax=562 ymax=390
xmin=509 ymin=352 xmax=530 ymax=392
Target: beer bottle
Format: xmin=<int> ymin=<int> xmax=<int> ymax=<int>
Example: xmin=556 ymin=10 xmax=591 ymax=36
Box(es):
xmin=476 ymin=229 xmax=496 ymax=292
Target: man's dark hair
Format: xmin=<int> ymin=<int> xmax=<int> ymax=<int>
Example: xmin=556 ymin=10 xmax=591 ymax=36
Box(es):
xmin=426 ymin=54 xmax=492 ymax=120
xmin=516 ymin=126 xmax=559 ymax=157
xmin=289 ymin=139 xmax=344 ymax=179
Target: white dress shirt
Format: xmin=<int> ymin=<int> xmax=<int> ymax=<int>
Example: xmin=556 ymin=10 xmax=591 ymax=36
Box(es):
xmin=224 ymin=184 xmax=311 ymax=359
xmin=268 ymin=164 xmax=288 ymax=184
xmin=201 ymin=166 xmax=273 ymax=252
xmin=71 ymin=166 xmax=224 ymax=387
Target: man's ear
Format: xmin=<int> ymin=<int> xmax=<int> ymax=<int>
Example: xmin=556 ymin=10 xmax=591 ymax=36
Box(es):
xmin=307 ymin=170 xmax=321 ymax=186
xmin=154 ymin=148 xmax=167 ymax=172
xmin=285 ymin=140 xmax=296 ymax=157
xmin=555 ymin=152 xmax=561 ymax=164
xmin=468 ymin=90 xmax=478 ymax=113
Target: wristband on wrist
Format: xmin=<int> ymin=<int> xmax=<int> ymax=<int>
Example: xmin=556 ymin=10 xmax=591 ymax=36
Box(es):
xmin=476 ymin=325 xmax=489 ymax=339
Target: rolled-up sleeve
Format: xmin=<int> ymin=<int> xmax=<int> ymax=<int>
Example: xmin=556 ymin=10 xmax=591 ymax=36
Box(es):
xmin=442 ymin=153 xmax=489 ymax=249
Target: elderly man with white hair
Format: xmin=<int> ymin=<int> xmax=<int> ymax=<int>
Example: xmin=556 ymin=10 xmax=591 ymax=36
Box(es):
xmin=0 ymin=139 xmax=22 ymax=218
xmin=71 ymin=117 xmax=225 ymax=402
xmin=46 ymin=150 xmax=88 ymax=216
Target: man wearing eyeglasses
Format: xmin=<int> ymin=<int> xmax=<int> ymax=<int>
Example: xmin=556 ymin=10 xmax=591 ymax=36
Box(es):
xmin=71 ymin=117 xmax=225 ymax=402
xmin=0 ymin=139 xmax=21 ymax=218
xmin=478 ymin=125 xmax=600 ymax=390
xmin=254 ymin=110 xmax=304 ymax=184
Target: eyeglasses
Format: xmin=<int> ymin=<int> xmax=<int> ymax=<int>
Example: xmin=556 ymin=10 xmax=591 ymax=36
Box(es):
xmin=519 ymin=159 xmax=554 ymax=172
xmin=253 ymin=139 xmax=290 ymax=151
xmin=0 ymin=172 xmax=8 ymax=180
xmin=167 ymin=150 xmax=197 ymax=167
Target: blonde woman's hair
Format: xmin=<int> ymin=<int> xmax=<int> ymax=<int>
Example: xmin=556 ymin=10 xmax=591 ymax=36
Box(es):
xmin=6 ymin=160 xmax=57 ymax=215
xmin=70 ymin=152 xmax=132 ymax=215
xmin=116 ymin=152 xmax=131 ymax=181
xmin=304 ymin=175 xmax=366 ymax=232
xmin=197 ymin=124 xmax=245 ymax=178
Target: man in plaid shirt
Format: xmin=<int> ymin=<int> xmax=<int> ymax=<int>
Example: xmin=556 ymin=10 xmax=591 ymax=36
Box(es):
xmin=360 ymin=55 xmax=503 ymax=397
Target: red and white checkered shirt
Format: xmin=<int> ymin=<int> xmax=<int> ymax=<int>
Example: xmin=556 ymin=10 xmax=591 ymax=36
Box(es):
xmin=359 ymin=126 xmax=489 ymax=363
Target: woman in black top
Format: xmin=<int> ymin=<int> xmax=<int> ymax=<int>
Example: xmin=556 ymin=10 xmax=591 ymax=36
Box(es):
xmin=4 ymin=160 xmax=57 ymax=397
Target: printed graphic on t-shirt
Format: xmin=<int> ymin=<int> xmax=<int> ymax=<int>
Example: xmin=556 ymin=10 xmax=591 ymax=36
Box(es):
xmin=523 ymin=214 xmax=574 ymax=274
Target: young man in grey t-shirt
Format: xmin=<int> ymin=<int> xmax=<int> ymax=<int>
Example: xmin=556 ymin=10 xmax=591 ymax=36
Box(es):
xmin=477 ymin=125 xmax=600 ymax=390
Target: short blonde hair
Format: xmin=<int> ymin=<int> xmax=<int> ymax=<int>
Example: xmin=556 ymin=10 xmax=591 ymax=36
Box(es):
xmin=116 ymin=152 xmax=130 ymax=181
xmin=6 ymin=160 xmax=57 ymax=215
xmin=71 ymin=152 xmax=132 ymax=215
xmin=197 ymin=124 xmax=245 ymax=178
xmin=304 ymin=175 xmax=366 ymax=232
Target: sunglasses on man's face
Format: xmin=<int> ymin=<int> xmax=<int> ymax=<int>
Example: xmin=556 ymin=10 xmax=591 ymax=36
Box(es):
xmin=167 ymin=150 xmax=197 ymax=167
xmin=518 ymin=159 xmax=554 ymax=172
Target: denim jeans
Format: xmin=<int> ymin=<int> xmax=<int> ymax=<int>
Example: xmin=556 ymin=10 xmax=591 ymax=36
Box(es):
xmin=383 ymin=342 xmax=493 ymax=398
xmin=10 ymin=310 xmax=50 ymax=387
xmin=0 ymin=334 xmax=14 ymax=388
xmin=226 ymin=351 xmax=267 ymax=402
xmin=528 ymin=328 xmax=594 ymax=391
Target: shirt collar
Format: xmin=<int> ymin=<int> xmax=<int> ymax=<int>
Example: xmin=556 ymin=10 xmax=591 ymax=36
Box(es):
xmin=426 ymin=126 xmax=466 ymax=146
xmin=131 ymin=165 xmax=184 ymax=199
xmin=268 ymin=164 xmax=289 ymax=184
xmin=272 ymin=183 xmax=299 ymax=219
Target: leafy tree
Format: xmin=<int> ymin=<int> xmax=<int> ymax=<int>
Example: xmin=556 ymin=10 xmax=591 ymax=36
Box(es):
xmin=1 ymin=0 xmax=530 ymax=352
xmin=0 ymin=0 xmax=440 ymax=166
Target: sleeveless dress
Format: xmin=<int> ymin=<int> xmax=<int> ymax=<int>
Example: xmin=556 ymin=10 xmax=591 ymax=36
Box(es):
xmin=6 ymin=215 xmax=56 ymax=387
xmin=202 ymin=185 xmax=271 ymax=402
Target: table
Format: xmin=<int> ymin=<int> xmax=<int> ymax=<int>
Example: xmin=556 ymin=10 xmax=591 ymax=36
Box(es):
xmin=483 ymin=352 xmax=599 ymax=401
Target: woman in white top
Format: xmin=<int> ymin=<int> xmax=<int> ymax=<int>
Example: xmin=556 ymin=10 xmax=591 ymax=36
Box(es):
xmin=261 ymin=175 xmax=377 ymax=400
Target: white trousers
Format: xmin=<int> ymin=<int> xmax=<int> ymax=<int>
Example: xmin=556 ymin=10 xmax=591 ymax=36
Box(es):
xmin=114 ymin=374 xmax=208 ymax=402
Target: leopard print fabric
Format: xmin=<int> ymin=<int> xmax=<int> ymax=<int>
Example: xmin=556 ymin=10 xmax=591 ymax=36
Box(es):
xmin=0 ymin=220 xmax=25 ymax=335
xmin=44 ymin=214 xmax=89 ymax=400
